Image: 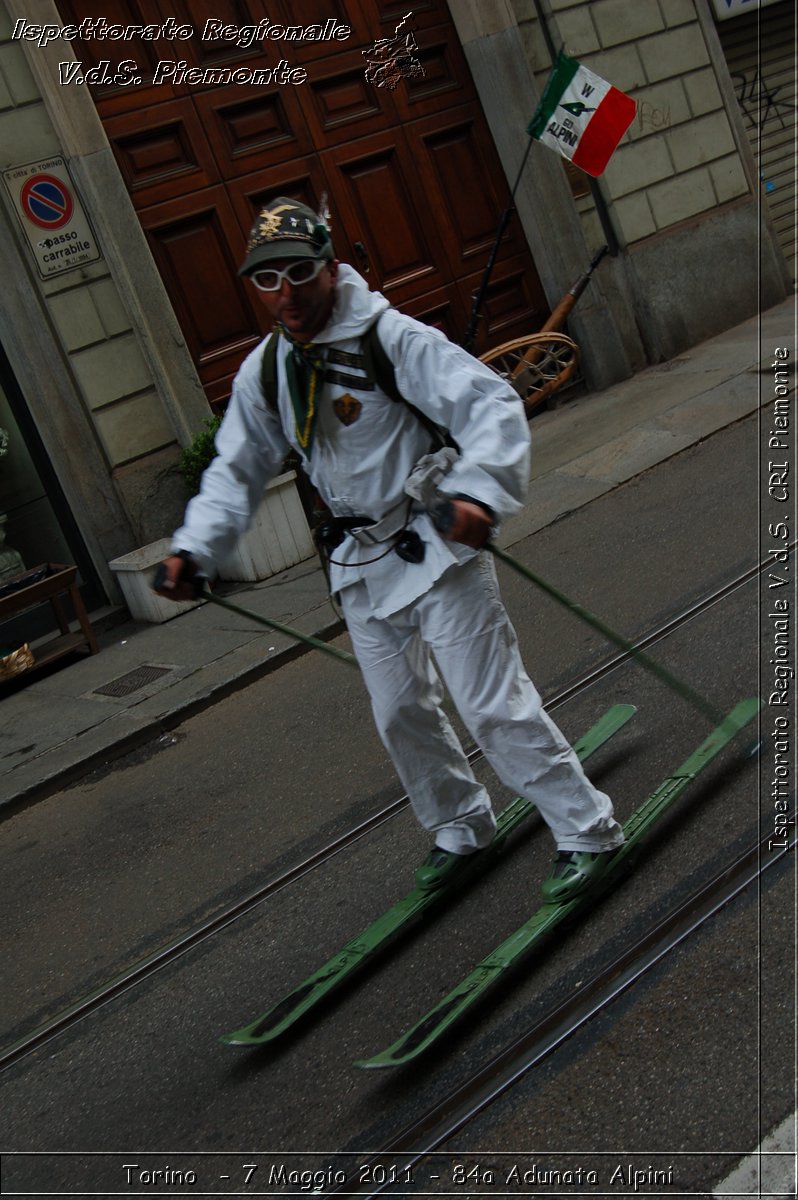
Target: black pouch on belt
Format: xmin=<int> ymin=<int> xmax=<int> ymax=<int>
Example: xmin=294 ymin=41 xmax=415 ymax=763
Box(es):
xmin=314 ymin=514 xmax=374 ymax=552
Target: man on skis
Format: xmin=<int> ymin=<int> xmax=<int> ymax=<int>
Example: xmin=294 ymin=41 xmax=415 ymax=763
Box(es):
xmin=156 ymin=196 xmax=623 ymax=901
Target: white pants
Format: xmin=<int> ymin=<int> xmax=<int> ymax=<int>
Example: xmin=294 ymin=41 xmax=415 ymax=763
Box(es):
xmin=341 ymin=553 xmax=624 ymax=855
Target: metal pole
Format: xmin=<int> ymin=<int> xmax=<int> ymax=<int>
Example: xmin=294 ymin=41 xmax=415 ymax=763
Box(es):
xmin=199 ymin=590 xmax=358 ymax=669
xmin=461 ymin=137 xmax=535 ymax=352
xmin=531 ymin=0 xmax=620 ymax=255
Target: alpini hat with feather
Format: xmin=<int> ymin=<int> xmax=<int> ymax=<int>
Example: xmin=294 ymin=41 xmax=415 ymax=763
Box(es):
xmin=239 ymin=197 xmax=334 ymax=276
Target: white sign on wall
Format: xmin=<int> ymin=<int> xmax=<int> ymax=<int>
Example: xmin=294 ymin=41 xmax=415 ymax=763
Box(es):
xmin=711 ymin=0 xmax=783 ymax=20
xmin=2 ymin=156 xmax=101 ymax=278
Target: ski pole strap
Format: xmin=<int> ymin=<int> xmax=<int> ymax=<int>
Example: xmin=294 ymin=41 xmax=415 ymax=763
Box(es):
xmin=486 ymin=543 xmax=725 ymax=725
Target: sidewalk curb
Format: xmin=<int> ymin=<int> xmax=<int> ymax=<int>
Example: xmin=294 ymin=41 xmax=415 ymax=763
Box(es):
xmin=0 ymin=612 xmax=347 ymax=815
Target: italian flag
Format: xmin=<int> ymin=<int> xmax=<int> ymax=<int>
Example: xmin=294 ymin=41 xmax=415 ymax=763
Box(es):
xmin=528 ymin=52 xmax=636 ymax=177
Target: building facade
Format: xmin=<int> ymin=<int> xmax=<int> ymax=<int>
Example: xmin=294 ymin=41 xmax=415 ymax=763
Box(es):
xmin=0 ymin=0 xmax=792 ymax=612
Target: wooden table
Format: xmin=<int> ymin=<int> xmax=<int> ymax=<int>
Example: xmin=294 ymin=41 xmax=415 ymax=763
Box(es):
xmin=0 ymin=563 xmax=98 ymax=675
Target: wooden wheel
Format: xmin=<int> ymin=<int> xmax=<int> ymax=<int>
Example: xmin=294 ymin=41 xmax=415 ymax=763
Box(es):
xmin=480 ymin=332 xmax=580 ymax=416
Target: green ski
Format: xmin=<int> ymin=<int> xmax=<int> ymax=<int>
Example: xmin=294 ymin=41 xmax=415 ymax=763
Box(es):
xmin=355 ymin=696 xmax=761 ymax=1069
xmin=220 ymin=703 xmax=636 ymax=1047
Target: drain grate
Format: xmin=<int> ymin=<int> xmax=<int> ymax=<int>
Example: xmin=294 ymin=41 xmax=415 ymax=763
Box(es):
xmin=94 ymin=664 xmax=173 ymax=697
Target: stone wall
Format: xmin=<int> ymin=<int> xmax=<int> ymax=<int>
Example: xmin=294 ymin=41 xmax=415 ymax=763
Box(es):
xmin=504 ymin=0 xmax=789 ymax=360
xmin=0 ymin=0 xmax=208 ymax=570
xmin=518 ymin=0 xmax=749 ymax=247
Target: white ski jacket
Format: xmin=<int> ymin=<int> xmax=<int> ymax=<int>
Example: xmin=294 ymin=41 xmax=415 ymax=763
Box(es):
xmin=173 ymin=265 xmax=531 ymax=618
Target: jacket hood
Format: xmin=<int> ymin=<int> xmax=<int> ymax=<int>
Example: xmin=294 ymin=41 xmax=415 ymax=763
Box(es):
xmin=315 ymin=263 xmax=391 ymax=343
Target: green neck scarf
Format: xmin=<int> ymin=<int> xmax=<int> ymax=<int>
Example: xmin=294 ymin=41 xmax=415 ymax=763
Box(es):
xmin=281 ymin=329 xmax=325 ymax=457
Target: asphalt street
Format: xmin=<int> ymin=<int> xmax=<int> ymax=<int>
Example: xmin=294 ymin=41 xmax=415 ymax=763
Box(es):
xmin=0 ymin=413 xmax=794 ymax=1197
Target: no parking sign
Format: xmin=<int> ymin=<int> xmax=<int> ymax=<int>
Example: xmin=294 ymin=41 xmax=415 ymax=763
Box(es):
xmin=3 ymin=157 xmax=100 ymax=278
xmin=20 ymin=174 xmax=75 ymax=229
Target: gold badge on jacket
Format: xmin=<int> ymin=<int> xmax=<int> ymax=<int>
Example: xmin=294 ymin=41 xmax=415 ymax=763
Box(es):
xmin=333 ymin=393 xmax=362 ymax=426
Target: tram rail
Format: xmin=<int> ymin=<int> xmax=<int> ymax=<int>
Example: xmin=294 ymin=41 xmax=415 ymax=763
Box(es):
xmin=330 ymin=829 xmax=794 ymax=1197
xmin=0 ymin=552 xmax=774 ymax=1076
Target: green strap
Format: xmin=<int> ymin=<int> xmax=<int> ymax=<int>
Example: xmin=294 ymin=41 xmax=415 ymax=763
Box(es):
xmin=259 ymin=331 xmax=280 ymax=411
xmin=260 ymin=325 xmax=392 ymax=412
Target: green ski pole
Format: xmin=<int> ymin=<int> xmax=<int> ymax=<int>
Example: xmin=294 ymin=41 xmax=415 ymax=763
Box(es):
xmin=152 ymin=562 xmax=358 ymax=669
xmin=199 ymin=589 xmax=358 ymax=669
xmin=487 ymin=542 xmax=724 ymax=724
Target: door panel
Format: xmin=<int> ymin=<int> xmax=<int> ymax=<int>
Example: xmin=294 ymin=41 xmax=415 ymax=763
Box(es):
xmin=104 ymin=99 xmax=220 ymax=207
xmin=324 ymin=130 xmax=449 ymax=304
xmin=389 ymin=21 xmax=475 ymax=121
xmin=402 ymin=284 xmax=469 ymax=345
xmin=300 ymin=46 xmax=399 ymax=147
xmin=65 ymin=0 xmax=549 ymax=408
xmin=405 ymin=105 xmax=526 ymax=276
xmin=154 ymin=0 xmax=266 ymax=71
xmin=139 ymin=186 xmax=261 ymax=403
xmin=268 ymin=0 xmax=372 ymax=65
xmin=458 ymin=255 xmax=549 ymax=353
xmin=55 ymin=0 xmax=180 ymax=114
xmin=193 ymin=82 xmax=315 ymax=176
xmin=364 ymin=0 xmax=454 ymax=37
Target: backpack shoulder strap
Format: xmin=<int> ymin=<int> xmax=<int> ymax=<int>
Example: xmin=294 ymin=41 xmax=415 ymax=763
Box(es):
xmin=261 ymin=318 xmax=454 ymax=450
xmin=259 ymin=331 xmax=280 ymax=412
xmin=361 ymin=315 xmax=453 ymax=449
xmin=260 ymin=324 xmax=384 ymax=413
xmin=361 ymin=318 xmax=403 ymax=404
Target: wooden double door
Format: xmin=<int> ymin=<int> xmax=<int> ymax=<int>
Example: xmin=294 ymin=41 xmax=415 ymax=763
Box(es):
xmin=58 ymin=0 xmax=549 ymax=408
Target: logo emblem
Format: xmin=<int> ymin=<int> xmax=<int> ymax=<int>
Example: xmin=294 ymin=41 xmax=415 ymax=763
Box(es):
xmin=256 ymin=203 xmax=292 ymax=242
xmin=363 ymin=12 xmax=425 ymax=90
xmin=333 ymin=394 xmax=362 ymax=426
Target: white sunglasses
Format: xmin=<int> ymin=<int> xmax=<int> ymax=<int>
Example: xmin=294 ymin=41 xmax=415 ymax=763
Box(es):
xmin=250 ymin=258 xmax=327 ymax=292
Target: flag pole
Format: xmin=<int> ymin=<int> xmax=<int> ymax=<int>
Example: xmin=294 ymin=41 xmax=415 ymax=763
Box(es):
xmin=461 ymin=134 xmax=536 ymax=353
xmin=531 ymin=0 xmax=620 ymax=254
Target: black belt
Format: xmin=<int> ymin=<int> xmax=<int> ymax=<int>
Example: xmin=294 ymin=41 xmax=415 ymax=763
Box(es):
xmin=314 ymin=514 xmax=374 ymax=551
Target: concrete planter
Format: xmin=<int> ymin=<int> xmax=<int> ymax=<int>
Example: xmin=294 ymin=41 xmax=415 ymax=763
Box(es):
xmin=217 ymin=470 xmax=314 ymax=582
xmin=109 ymin=471 xmax=314 ymax=623
xmin=108 ymin=538 xmax=202 ymax=624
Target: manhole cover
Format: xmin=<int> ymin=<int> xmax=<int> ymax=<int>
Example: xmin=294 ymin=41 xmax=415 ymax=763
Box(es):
xmin=94 ymin=664 xmax=173 ymax=697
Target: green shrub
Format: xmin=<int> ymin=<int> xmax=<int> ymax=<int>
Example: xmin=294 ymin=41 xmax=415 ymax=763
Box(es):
xmin=179 ymin=415 xmax=222 ymax=495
